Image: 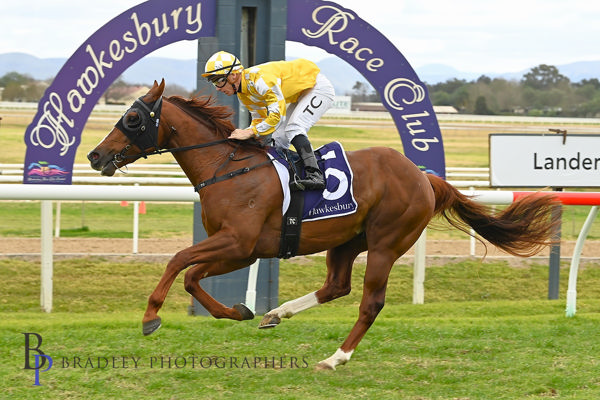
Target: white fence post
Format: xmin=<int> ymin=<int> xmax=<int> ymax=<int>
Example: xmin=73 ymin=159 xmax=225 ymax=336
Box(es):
xmin=566 ymin=205 xmax=599 ymax=317
xmin=469 ymin=186 xmax=476 ymax=256
xmin=133 ymin=184 xmax=140 ymax=254
xmin=40 ymin=200 xmax=53 ymax=313
xmin=245 ymin=259 xmax=261 ymax=314
xmin=133 ymin=201 xmax=139 ymax=254
xmin=413 ymin=229 xmax=426 ymax=304
xmin=54 ymin=201 xmax=61 ymax=238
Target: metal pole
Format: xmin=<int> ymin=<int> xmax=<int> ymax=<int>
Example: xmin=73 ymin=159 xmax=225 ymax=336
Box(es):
xmin=548 ymin=188 xmax=563 ymax=299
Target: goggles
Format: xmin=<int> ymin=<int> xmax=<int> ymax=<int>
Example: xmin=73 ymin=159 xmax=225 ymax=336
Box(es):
xmin=208 ymin=75 xmax=228 ymax=88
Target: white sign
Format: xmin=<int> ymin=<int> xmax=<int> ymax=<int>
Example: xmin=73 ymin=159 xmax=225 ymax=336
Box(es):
xmin=329 ymin=96 xmax=351 ymax=113
xmin=489 ymin=134 xmax=600 ymax=187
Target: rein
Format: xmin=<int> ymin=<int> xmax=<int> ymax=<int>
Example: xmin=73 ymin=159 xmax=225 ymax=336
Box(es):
xmin=114 ymin=96 xmax=276 ymax=190
xmin=114 ymin=136 xmax=231 ymax=162
xmin=194 ymin=145 xmax=274 ymax=192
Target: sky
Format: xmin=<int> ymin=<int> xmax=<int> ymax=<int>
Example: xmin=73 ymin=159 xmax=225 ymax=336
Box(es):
xmin=1 ymin=0 xmax=599 ymax=74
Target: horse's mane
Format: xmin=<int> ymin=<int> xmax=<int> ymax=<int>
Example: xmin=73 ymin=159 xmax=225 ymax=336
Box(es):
xmin=166 ymin=95 xmax=236 ymax=139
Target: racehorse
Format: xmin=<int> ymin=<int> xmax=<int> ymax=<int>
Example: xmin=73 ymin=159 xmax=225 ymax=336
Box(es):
xmin=88 ymin=80 xmax=560 ymax=370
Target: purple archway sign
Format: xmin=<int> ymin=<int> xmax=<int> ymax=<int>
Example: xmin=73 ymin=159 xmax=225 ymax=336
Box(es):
xmin=22 ymin=0 xmax=217 ymax=184
xmin=287 ymin=0 xmax=445 ymax=178
xmin=23 ymin=0 xmax=445 ymax=183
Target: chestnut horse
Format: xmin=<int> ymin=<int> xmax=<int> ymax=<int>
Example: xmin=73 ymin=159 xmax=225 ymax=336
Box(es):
xmin=88 ymin=80 xmax=560 ymax=370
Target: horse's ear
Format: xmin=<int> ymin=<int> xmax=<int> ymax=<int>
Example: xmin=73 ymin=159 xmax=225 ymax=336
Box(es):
xmin=148 ymin=79 xmax=166 ymax=101
xmin=154 ymin=78 xmax=165 ymax=94
xmin=157 ymin=79 xmax=165 ymax=92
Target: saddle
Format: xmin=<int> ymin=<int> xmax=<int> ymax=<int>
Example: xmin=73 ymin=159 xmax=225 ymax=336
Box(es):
xmin=268 ymin=142 xmax=358 ymax=259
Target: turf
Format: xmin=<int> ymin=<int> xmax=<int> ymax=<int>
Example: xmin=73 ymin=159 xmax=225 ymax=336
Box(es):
xmin=2 ymin=256 xmax=600 ymax=399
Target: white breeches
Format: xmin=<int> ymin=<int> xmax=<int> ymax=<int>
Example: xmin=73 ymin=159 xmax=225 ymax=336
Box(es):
xmin=270 ymin=73 xmax=335 ymax=149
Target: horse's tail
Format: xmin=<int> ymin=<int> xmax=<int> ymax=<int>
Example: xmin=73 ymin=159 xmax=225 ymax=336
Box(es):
xmin=426 ymin=174 xmax=561 ymax=257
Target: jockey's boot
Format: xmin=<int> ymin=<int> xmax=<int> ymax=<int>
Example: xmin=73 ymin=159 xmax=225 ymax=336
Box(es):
xmin=291 ymin=135 xmax=326 ymax=191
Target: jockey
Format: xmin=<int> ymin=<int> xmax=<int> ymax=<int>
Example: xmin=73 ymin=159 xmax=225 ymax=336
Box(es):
xmin=202 ymin=50 xmax=335 ymax=191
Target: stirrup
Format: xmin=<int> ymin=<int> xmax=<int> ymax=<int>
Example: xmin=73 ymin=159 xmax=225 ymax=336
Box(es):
xmin=293 ymin=171 xmax=325 ymax=191
xmin=289 ymin=174 xmax=306 ymax=191
xmin=298 ymin=180 xmax=325 ymax=191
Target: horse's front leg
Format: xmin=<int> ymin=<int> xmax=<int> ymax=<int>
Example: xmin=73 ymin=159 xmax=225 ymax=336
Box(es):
xmin=183 ymin=260 xmax=256 ymax=320
xmin=142 ymin=230 xmax=255 ymax=336
xmin=142 ymin=252 xmax=189 ymax=335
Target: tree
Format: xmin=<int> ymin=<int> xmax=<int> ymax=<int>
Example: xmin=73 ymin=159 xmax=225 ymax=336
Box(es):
xmin=521 ymin=86 xmax=542 ymax=110
xmin=521 ymin=64 xmax=569 ymax=90
xmin=351 ymin=81 xmax=369 ymax=102
xmin=489 ymin=78 xmax=521 ymax=113
xmin=574 ymin=82 xmax=598 ymax=101
xmin=430 ymin=78 xmax=470 ymax=109
xmin=450 ymin=86 xmax=470 ymax=111
xmin=0 ymin=72 xmax=41 ymax=101
xmin=0 ymin=71 xmax=33 ymax=87
xmin=23 ymin=82 xmax=46 ymax=101
xmin=574 ymin=78 xmax=600 ymax=90
xmin=577 ymin=94 xmax=600 ymax=117
xmin=476 ymin=75 xmax=492 ymax=85
xmin=431 ymin=91 xmax=452 ymax=106
xmin=473 ymin=96 xmax=492 ymax=114
xmin=1 ymin=82 xmax=26 ymax=101
xmin=430 ymin=78 xmax=468 ymax=94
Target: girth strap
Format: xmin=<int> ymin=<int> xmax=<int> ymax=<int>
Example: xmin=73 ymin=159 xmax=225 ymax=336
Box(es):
xmin=278 ymin=189 xmax=305 ymax=259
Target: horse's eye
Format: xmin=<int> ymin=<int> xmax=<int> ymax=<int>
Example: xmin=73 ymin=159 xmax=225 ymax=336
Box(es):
xmin=125 ymin=113 xmax=141 ymax=127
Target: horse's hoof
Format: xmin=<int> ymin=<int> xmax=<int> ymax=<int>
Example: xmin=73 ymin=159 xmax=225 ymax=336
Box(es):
xmin=315 ymin=361 xmax=335 ymax=371
xmin=233 ymin=303 xmax=255 ymax=320
xmin=258 ymin=313 xmax=281 ymax=329
xmin=143 ymin=318 xmax=162 ymax=336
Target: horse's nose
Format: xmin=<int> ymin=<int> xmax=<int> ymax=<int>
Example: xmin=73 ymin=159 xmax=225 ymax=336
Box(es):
xmin=87 ymin=151 xmax=104 ymax=170
xmin=87 ymin=151 xmax=99 ymax=163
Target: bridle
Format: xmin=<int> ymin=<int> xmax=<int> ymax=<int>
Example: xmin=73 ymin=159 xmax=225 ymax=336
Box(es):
xmin=112 ymin=95 xmax=275 ymax=191
xmin=113 ymin=95 xmax=232 ymax=164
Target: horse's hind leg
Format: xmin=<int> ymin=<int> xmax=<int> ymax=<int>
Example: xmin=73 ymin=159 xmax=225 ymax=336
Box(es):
xmin=314 ymin=248 xmax=400 ymax=370
xmin=259 ymin=235 xmax=366 ymax=328
xmin=316 ymin=211 xmax=430 ymax=370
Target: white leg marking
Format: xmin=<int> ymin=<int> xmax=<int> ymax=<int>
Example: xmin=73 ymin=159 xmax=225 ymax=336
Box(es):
xmin=317 ymin=348 xmax=353 ymax=370
xmin=270 ymin=291 xmax=319 ymax=319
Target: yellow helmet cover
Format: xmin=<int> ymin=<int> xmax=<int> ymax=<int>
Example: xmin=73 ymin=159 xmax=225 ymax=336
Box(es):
xmin=202 ymin=51 xmax=243 ymax=77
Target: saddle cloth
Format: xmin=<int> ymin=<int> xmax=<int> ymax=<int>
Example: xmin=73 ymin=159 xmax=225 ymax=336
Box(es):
xmin=267 ymin=141 xmax=358 ymax=222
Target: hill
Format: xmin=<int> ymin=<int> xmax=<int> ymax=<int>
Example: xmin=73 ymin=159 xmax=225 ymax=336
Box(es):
xmin=0 ymin=52 xmax=197 ymax=93
xmin=1 ymin=52 xmax=599 ymax=95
